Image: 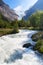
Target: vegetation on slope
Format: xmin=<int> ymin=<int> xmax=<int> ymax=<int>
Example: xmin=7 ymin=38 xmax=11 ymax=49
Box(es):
xmin=29 ymin=11 xmax=43 ymax=30
xmin=18 ymin=11 xmax=43 ymax=30
xmin=32 ymin=32 xmax=43 ymax=54
xmin=0 ymin=13 xmax=19 ymax=36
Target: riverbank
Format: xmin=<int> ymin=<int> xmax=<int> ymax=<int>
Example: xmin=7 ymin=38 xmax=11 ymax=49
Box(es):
xmin=0 ymin=28 xmax=19 ymax=37
xmin=0 ymin=28 xmax=37 ymax=37
xmin=0 ymin=28 xmax=43 ymax=54
xmin=32 ymin=31 xmax=43 ymax=53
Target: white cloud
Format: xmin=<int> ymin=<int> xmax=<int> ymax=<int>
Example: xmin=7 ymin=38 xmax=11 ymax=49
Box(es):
xmin=14 ymin=6 xmax=25 ymax=19
xmin=13 ymin=0 xmax=38 ymax=19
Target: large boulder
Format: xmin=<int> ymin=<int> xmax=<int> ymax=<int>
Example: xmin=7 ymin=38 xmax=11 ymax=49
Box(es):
xmin=23 ymin=43 xmax=32 ymax=48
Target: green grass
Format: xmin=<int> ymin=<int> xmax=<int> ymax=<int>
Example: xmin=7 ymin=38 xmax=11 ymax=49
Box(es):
xmin=0 ymin=28 xmax=19 ymax=36
xmin=19 ymin=27 xmax=42 ymax=30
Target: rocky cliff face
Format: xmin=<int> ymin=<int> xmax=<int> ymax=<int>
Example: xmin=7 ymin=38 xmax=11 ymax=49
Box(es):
xmin=24 ymin=0 xmax=43 ymax=20
xmin=0 ymin=0 xmax=18 ymax=21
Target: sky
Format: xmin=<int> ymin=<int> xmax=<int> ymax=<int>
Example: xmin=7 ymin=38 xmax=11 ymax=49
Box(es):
xmin=3 ymin=0 xmax=38 ymax=19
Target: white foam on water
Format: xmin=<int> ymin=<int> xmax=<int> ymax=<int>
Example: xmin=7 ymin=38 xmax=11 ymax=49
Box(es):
xmin=0 ymin=30 xmax=43 ymax=65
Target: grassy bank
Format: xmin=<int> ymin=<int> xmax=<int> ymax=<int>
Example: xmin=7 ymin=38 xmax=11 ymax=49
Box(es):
xmin=19 ymin=27 xmax=41 ymax=30
xmin=0 ymin=28 xmax=19 ymax=36
xmin=32 ymin=31 xmax=43 ymax=54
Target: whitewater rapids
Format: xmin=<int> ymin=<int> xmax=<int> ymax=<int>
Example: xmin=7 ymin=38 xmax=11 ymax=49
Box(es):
xmin=0 ymin=30 xmax=43 ymax=65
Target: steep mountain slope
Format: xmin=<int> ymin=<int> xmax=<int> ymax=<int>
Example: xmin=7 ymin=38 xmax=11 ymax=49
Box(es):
xmin=24 ymin=0 xmax=43 ymax=20
xmin=0 ymin=0 xmax=18 ymax=21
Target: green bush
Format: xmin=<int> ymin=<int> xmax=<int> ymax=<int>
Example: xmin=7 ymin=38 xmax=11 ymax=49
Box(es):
xmin=11 ymin=21 xmax=19 ymax=33
xmin=33 ymin=39 xmax=43 ymax=53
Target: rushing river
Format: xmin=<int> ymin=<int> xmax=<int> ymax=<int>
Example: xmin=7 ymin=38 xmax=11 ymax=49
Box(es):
xmin=0 ymin=30 xmax=43 ymax=65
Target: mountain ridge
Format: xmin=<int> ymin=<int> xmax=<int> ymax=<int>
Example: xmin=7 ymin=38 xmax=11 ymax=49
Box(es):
xmin=24 ymin=0 xmax=43 ymax=20
xmin=0 ymin=0 xmax=18 ymax=21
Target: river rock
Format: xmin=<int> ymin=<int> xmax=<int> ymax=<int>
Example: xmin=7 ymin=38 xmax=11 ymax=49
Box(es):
xmin=23 ymin=43 xmax=32 ymax=48
xmin=32 ymin=38 xmax=38 ymax=42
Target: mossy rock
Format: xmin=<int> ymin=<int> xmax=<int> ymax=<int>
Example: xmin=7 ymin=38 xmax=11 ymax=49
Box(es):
xmin=32 ymin=32 xmax=43 ymax=42
xmin=33 ymin=39 xmax=43 ymax=54
xmin=32 ymin=38 xmax=38 ymax=42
